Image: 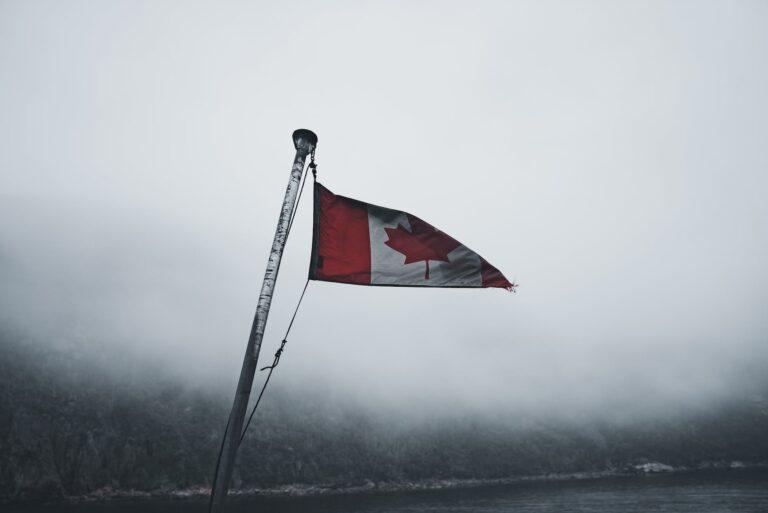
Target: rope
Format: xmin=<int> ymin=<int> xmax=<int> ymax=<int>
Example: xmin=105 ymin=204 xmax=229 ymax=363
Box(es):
xmin=238 ymin=150 xmax=316 ymax=444
xmin=235 ymin=149 xmax=315 ymax=443
xmin=239 ymin=278 xmax=310 ymax=444
xmin=287 ymin=153 xmax=311 ymax=234
xmin=207 ymin=149 xmax=315 ymax=512
xmin=207 ymin=416 xmax=230 ymax=513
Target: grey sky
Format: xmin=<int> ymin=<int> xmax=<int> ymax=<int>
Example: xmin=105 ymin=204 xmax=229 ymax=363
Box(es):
xmin=1 ymin=0 xmax=767 ymax=418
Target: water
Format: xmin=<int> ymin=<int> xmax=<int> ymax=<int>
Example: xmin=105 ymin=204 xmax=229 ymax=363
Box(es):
xmin=8 ymin=470 xmax=768 ymax=513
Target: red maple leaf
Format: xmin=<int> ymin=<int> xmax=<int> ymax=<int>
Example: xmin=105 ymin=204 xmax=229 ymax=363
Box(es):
xmin=384 ymin=214 xmax=462 ymax=280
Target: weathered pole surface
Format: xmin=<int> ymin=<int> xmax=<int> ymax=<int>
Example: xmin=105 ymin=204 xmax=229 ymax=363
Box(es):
xmin=210 ymin=129 xmax=317 ymax=513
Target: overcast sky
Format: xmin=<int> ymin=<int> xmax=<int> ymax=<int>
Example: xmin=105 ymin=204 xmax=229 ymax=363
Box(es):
xmin=2 ymin=0 xmax=767 ymax=419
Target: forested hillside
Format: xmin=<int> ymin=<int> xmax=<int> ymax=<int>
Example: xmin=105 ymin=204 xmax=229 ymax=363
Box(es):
xmin=2 ymin=331 xmax=767 ymax=502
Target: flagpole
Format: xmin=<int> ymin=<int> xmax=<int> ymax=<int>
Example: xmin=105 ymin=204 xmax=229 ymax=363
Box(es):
xmin=210 ymin=129 xmax=317 ymax=513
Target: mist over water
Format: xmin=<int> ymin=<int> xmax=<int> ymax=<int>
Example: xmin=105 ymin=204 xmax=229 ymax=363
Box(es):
xmin=1 ymin=186 xmax=766 ymax=425
xmin=2 ymin=0 xmax=768 ymax=427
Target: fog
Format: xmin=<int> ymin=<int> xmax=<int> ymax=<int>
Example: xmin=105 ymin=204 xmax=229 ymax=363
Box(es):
xmin=2 ymin=0 xmax=768 ymax=422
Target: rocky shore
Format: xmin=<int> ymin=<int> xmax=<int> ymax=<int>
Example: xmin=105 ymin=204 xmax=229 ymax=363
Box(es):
xmin=56 ymin=461 xmax=767 ymax=504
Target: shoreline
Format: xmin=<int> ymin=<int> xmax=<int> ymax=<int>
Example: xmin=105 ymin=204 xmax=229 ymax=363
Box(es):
xmin=47 ymin=461 xmax=766 ymax=504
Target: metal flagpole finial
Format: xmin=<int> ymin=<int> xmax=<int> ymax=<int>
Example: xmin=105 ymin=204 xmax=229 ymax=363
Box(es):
xmin=293 ymin=129 xmax=318 ymax=151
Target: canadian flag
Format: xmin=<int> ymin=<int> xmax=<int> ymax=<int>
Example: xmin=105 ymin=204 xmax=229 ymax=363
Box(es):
xmin=308 ymin=182 xmax=514 ymax=290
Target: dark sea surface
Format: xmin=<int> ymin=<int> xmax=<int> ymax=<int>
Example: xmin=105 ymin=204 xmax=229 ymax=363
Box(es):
xmin=7 ymin=470 xmax=768 ymax=513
